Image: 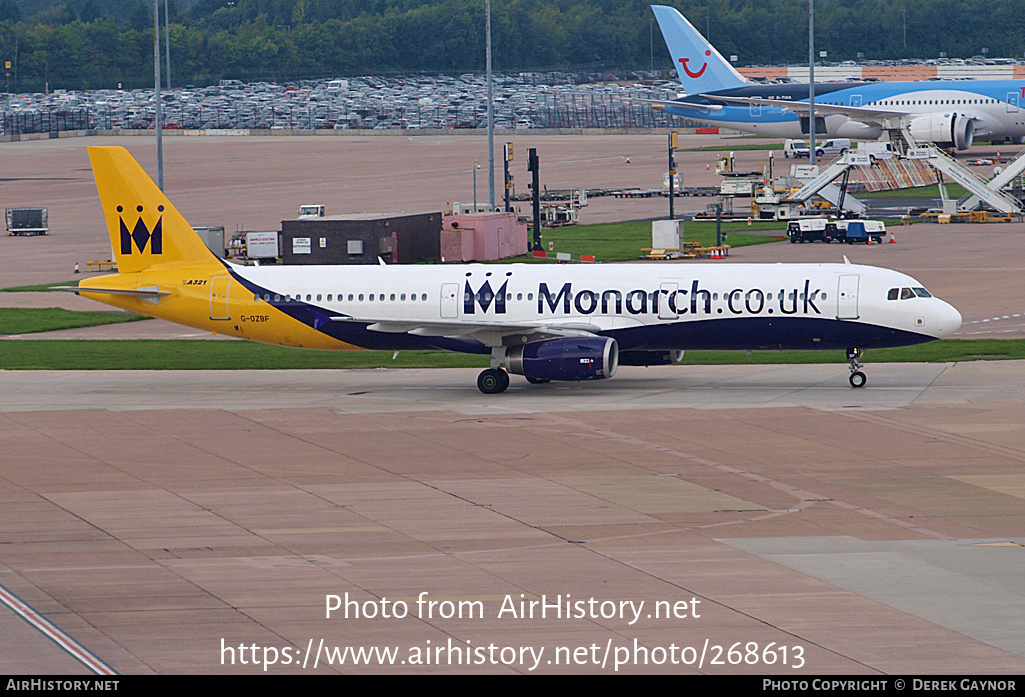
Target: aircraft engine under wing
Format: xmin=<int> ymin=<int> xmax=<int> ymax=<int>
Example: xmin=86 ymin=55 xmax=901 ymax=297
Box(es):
xmin=506 ymin=336 xmax=619 ymax=382
xmin=909 ymin=112 xmax=975 ymax=150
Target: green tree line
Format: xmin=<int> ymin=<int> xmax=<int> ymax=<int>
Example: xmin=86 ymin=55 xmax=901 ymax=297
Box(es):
xmin=2 ymin=0 xmax=1025 ymax=92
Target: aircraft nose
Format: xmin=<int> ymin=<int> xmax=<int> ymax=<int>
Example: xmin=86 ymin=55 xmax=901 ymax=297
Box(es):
xmin=934 ymin=300 xmax=962 ymax=338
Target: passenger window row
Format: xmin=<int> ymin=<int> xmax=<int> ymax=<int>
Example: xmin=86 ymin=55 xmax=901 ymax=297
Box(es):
xmin=255 ymin=293 xmax=430 ymax=303
xmin=466 ymin=292 xmax=533 ymax=302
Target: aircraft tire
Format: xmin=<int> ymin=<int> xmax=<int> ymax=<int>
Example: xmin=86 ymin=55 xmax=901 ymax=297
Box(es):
xmin=849 ymin=371 xmax=867 ymax=388
xmin=478 ymin=368 xmax=510 ymax=394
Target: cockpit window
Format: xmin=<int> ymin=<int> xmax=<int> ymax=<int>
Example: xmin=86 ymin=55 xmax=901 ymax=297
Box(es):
xmin=888 ymin=288 xmax=899 ymax=300
xmin=900 ymin=287 xmax=914 ymax=299
xmin=913 ymin=287 xmax=932 ymax=298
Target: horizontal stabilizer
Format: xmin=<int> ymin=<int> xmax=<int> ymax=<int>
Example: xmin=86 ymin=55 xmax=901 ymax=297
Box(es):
xmin=54 ymin=285 xmax=170 ymax=297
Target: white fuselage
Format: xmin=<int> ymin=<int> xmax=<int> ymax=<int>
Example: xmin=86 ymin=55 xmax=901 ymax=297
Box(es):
xmin=225 ymin=261 xmax=961 ymax=353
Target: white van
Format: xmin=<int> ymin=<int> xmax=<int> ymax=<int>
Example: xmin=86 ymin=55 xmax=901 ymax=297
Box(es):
xmin=815 ymin=138 xmax=851 ymax=157
xmin=856 ymin=141 xmax=895 ymax=160
xmin=783 ymin=139 xmax=810 ymax=158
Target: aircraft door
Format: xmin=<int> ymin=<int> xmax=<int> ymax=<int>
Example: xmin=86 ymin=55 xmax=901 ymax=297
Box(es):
xmin=850 ymin=95 xmax=863 ymax=107
xmin=659 ymin=282 xmax=679 ymax=320
xmin=209 ymin=276 xmax=232 ymax=320
xmin=1007 ymin=92 xmax=1019 ymax=113
xmin=440 ymin=283 xmax=459 ymax=318
xmin=836 ymin=275 xmax=860 ymax=319
xmin=749 ymin=103 xmax=762 ymax=118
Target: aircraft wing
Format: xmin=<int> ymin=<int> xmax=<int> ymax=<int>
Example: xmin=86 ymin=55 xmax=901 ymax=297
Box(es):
xmin=711 ymin=95 xmax=910 ymax=127
xmin=333 ymin=315 xmax=607 ymax=346
xmin=627 ymin=97 xmax=723 ymax=112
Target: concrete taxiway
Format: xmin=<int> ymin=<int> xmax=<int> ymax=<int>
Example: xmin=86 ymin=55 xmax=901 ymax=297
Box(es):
xmin=2 ymin=133 xmax=1025 ymax=674
xmin=2 ymin=364 xmax=1025 ymax=674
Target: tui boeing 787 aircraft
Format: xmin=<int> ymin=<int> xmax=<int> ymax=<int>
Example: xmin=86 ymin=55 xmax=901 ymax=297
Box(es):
xmin=647 ymin=5 xmax=1025 ymax=150
xmin=72 ymin=146 xmax=961 ymax=393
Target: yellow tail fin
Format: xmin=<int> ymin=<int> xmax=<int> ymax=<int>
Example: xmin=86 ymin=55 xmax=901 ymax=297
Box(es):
xmin=88 ymin=146 xmax=216 ymax=274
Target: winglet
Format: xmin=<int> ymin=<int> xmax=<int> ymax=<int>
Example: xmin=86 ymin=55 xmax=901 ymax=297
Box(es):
xmin=651 ymin=5 xmax=749 ymax=95
xmin=88 ymin=146 xmax=217 ymax=274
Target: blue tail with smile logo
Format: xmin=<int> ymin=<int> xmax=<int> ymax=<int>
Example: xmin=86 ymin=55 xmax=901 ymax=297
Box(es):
xmin=652 ymin=5 xmax=749 ymax=95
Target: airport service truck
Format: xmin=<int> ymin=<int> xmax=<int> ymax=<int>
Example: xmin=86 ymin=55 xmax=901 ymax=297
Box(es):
xmin=6 ymin=208 xmax=49 ymax=236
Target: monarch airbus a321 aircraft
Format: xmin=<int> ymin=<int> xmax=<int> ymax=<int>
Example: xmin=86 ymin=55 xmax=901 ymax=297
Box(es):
xmin=75 ymin=146 xmax=961 ymax=393
xmin=649 ymin=5 xmax=1025 ymax=149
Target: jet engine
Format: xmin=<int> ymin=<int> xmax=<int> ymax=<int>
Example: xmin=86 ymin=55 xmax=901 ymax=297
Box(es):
xmin=618 ymin=349 xmax=685 ymax=366
xmin=507 ymin=337 xmax=618 ymax=382
xmin=908 ymin=112 xmax=975 ymax=150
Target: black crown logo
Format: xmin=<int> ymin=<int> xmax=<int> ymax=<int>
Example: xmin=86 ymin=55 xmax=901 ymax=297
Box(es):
xmin=118 ymin=204 xmax=164 ymax=255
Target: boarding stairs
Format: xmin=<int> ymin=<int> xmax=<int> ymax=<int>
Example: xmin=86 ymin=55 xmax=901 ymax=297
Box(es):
xmin=786 ymin=153 xmax=869 ymax=215
xmin=958 ymin=147 xmax=1025 ymax=211
xmin=897 ymin=128 xmax=1024 ymax=214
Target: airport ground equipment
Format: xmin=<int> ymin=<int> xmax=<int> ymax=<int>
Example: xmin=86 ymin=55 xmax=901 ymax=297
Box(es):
xmin=85 ymin=260 xmax=116 ymax=272
xmin=834 ymin=220 xmax=886 ymax=245
xmin=6 ymin=208 xmax=48 ymax=236
xmin=192 ymin=226 xmax=226 ymax=258
xmin=787 ymin=218 xmax=836 ymax=243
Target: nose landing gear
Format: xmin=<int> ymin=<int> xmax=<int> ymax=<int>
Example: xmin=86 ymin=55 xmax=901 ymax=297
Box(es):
xmin=847 ymin=346 xmax=866 ymax=388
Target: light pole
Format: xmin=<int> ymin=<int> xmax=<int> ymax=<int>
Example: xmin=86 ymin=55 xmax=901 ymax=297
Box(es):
xmin=808 ymin=0 xmax=816 ymax=167
xmin=650 ymin=19 xmax=654 ymax=71
xmin=164 ymin=0 xmax=171 ymax=90
xmin=902 ymin=9 xmax=907 ymax=53
xmin=473 ymin=161 xmax=480 ymax=212
xmin=154 ymin=0 xmax=163 ymax=189
xmin=486 ymin=0 xmax=494 ymax=208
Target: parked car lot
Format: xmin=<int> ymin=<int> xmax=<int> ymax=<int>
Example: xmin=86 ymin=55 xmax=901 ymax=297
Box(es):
xmin=1 ymin=72 xmax=698 ymax=135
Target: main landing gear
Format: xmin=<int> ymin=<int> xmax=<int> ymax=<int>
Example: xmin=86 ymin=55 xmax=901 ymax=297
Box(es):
xmin=847 ymin=346 xmax=867 ymax=388
xmin=478 ymin=347 xmax=511 ymax=394
xmin=477 ymin=368 xmax=510 ymax=394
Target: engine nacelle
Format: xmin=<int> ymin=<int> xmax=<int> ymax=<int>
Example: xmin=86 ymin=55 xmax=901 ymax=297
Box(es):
xmin=909 ymin=112 xmax=974 ymax=150
xmin=618 ymin=349 xmax=685 ymax=366
xmin=507 ymin=337 xmax=618 ymax=382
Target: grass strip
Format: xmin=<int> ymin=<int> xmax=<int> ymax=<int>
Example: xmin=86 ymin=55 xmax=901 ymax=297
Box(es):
xmin=0 ymin=339 xmax=1020 ymax=370
xmin=0 ymin=281 xmax=81 ymax=292
xmin=0 ymin=308 xmax=146 ymax=335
